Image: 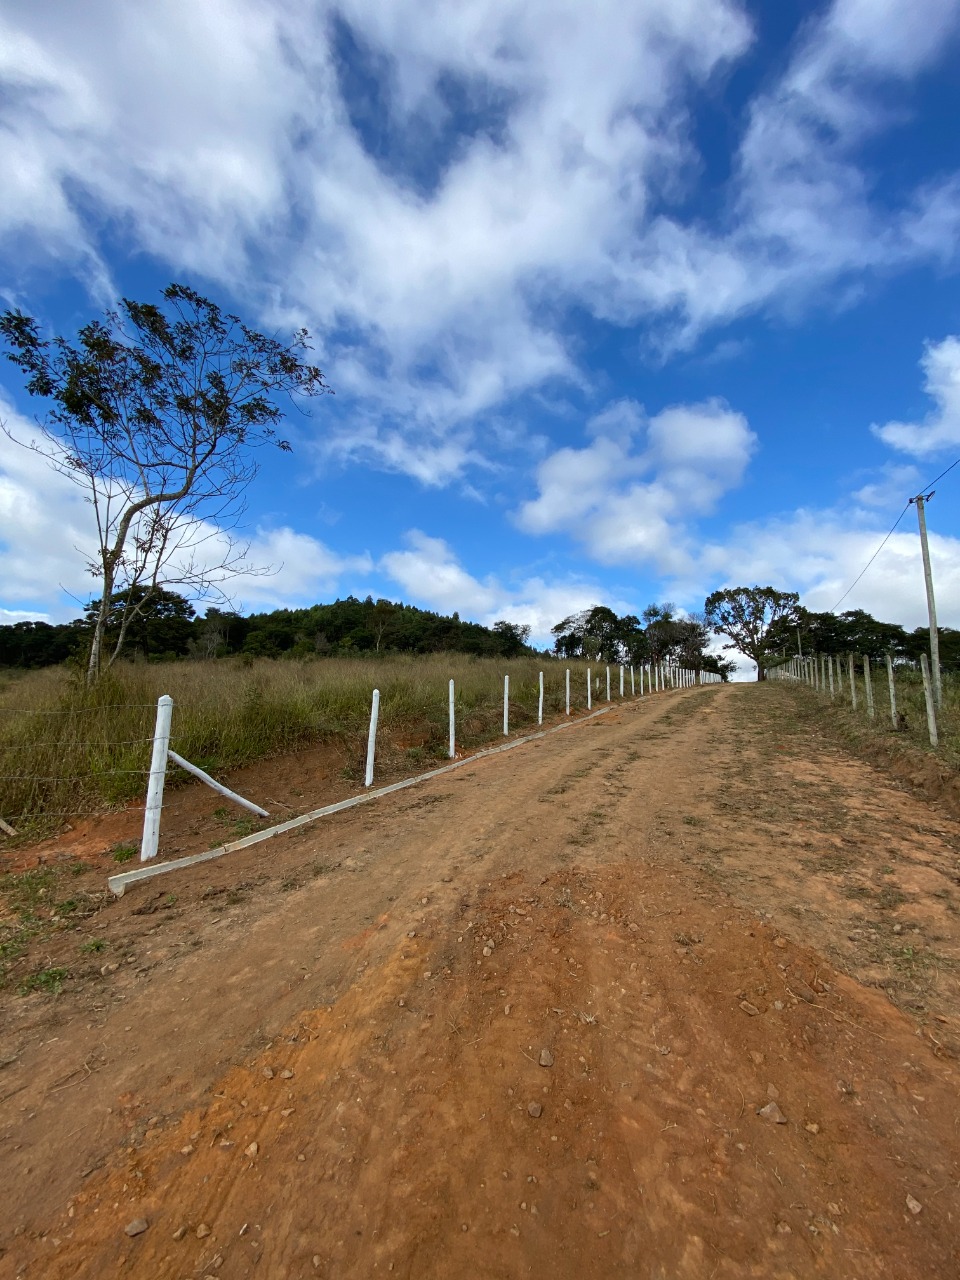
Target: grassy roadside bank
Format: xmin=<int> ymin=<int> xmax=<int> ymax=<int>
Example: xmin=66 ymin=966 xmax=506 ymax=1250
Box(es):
xmin=1 ymin=654 xmax=610 ymax=833
xmin=772 ymin=671 xmax=960 ymax=817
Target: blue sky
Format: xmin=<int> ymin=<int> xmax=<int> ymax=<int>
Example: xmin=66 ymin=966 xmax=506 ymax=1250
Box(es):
xmin=2 ymin=0 xmax=960 ymax=655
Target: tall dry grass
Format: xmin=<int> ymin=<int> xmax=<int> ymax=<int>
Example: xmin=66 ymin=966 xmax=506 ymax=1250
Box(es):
xmin=788 ymin=663 xmax=959 ymax=769
xmin=0 ymin=654 xmax=614 ymax=830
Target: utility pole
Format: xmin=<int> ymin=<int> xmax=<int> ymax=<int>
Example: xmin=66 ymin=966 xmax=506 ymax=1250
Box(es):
xmin=910 ymin=490 xmax=942 ymax=708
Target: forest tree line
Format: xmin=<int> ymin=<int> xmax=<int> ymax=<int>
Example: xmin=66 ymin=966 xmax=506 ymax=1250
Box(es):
xmin=2 ymin=593 xmax=730 ymax=673
xmin=2 ymin=590 xmax=953 ymax=676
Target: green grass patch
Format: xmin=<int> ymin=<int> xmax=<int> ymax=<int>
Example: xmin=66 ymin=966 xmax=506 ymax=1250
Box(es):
xmin=18 ymin=966 xmax=68 ymax=996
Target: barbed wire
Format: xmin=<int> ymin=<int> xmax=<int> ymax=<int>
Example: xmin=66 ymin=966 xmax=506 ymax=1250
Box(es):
xmin=0 ymin=736 xmax=153 ymax=748
xmin=0 ymin=704 xmax=159 ymax=716
xmin=3 ymin=806 xmax=148 ymax=821
xmin=1 ymin=769 xmax=152 ymax=781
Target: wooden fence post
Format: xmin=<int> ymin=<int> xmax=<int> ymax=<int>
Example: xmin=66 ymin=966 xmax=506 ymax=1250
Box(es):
xmin=863 ymin=655 xmax=875 ymax=718
xmin=920 ymin=653 xmax=939 ymax=747
xmin=885 ymin=654 xmax=897 ymax=729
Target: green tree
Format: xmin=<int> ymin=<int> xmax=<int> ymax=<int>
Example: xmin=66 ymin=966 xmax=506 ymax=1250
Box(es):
xmin=492 ymin=620 xmax=533 ymax=657
xmin=82 ymin=586 xmax=195 ymax=660
xmin=0 ymin=283 xmax=331 ymax=683
xmin=552 ymin=606 xmax=624 ymax=661
xmin=704 ymin=586 xmax=799 ymax=680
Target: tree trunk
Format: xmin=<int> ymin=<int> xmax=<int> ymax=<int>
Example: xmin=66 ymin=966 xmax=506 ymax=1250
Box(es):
xmin=86 ymin=567 xmax=115 ymax=686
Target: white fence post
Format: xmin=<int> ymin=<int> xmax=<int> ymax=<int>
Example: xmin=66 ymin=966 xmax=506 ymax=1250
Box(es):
xmin=630 ymin=665 xmax=635 ymax=696
xmin=141 ymin=694 xmax=173 ymax=862
xmin=828 ymin=655 xmax=835 ymax=697
xmin=848 ymin=653 xmax=858 ymax=710
xmin=587 ymin=667 xmax=592 ymax=711
xmin=538 ymin=670 xmax=544 ymax=725
xmin=606 ymin=665 xmax=611 ymax=701
xmin=365 ymin=688 xmax=380 ymax=787
xmin=167 ymin=751 xmax=268 ymax=817
xmin=886 ymin=654 xmax=897 ymax=729
xmin=449 ymin=678 xmax=456 ymax=758
xmin=920 ymin=653 xmax=939 ymax=747
xmin=503 ymin=674 xmax=510 ymax=736
xmin=565 ymin=668 xmax=570 ymax=716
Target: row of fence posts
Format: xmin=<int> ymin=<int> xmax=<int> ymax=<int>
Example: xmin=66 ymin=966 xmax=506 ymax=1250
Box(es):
xmin=770 ymin=652 xmax=940 ymax=747
xmin=135 ymin=661 xmax=722 ymax=862
xmin=363 ymin=661 xmax=721 ymax=788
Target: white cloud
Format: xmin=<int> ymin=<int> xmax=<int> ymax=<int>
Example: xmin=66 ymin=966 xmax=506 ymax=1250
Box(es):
xmin=852 ymin=462 xmax=921 ymax=508
xmin=379 ymin=528 xmax=629 ymax=645
xmin=2 ymin=0 xmax=959 ymax=490
xmin=872 ymin=336 xmax=960 ymax=457
xmin=517 ymin=397 xmax=756 ymax=572
xmin=380 ymin=530 xmax=500 ymax=615
xmin=696 ymin=507 xmax=960 ymax=632
xmin=210 ymin=526 xmax=373 ymax=612
xmin=0 ymin=419 xmax=94 ymax=613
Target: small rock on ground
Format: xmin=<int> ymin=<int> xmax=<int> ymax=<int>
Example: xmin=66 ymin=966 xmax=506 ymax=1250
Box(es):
xmin=124 ymin=1219 xmax=148 ymax=1237
xmin=527 ymin=1102 xmax=543 ymax=1118
xmin=539 ymin=1049 xmax=555 ymax=1068
xmin=757 ymin=1102 xmax=787 ymax=1124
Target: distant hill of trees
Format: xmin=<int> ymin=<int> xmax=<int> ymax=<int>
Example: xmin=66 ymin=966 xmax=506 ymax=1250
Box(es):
xmin=4 ymin=591 xmax=950 ymax=677
xmin=0 ymin=592 xmax=536 ymax=669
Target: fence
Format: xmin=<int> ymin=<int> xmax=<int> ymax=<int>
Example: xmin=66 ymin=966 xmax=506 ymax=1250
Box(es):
xmin=360 ymin=661 xmax=721 ymax=795
xmin=770 ymin=652 xmax=951 ymax=752
xmin=0 ymin=658 xmax=721 ymax=862
xmin=105 ymin=658 xmax=720 ymax=895
xmin=0 ymin=699 xmax=161 ymax=838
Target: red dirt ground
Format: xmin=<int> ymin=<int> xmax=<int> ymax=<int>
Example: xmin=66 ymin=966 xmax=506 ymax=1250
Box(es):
xmin=1 ymin=682 xmax=959 ymax=1278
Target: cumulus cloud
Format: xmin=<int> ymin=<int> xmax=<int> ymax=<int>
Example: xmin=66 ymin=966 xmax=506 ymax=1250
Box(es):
xmin=2 ymin=0 xmax=958 ymax=480
xmin=872 ymin=336 xmax=960 ymax=457
xmin=379 ymin=528 xmax=630 ymax=645
xmin=695 ymin=507 xmax=960 ymax=632
xmin=380 ymin=530 xmax=501 ymax=616
xmin=852 ymin=462 xmax=921 ymax=508
xmin=517 ymin=397 xmax=756 ymax=572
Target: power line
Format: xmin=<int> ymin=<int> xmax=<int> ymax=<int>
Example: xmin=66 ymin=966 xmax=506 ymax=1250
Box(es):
xmin=919 ymin=455 xmax=960 ymax=492
xmin=829 ymin=502 xmax=911 ymax=613
xmin=828 ymin=453 xmax=959 ymax=615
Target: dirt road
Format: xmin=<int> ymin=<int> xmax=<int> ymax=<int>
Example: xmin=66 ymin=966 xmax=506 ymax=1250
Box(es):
xmin=2 ymin=683 xmax=959 ymax=1278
